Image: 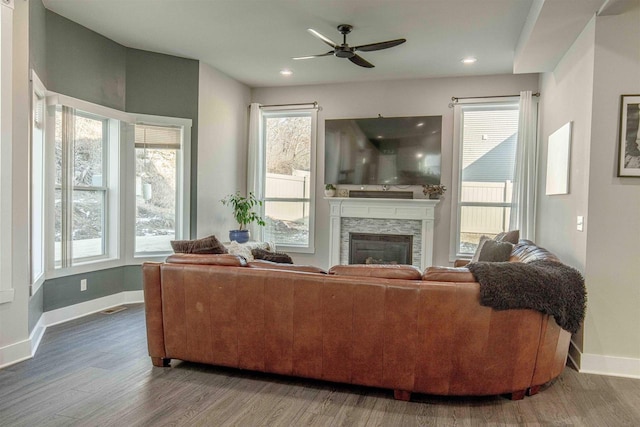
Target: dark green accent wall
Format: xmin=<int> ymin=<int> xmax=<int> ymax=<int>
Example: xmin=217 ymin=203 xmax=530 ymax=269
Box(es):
xmin=43 ymin=266 xmax=143 ymax=312
xmin=28 ymin=6 xmax=200 ymax=312
xmin=125 ymin=48 xmax=200 ymax=238
xmin=28 ymin=285 xmax=44 ymax=334
xmin=29 ymin=0 xmax=47 ymax=85
xmin=46 ymin=10 xmax=127 ymax=110
xmin=123 ymin=265 xmax=143 ymax=292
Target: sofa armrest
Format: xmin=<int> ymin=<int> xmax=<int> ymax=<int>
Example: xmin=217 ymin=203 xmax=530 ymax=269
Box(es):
xmin=142 ymin=262 xmax=166 ymax=360
xmin=454 ymin=259 xmax=470 ymax=267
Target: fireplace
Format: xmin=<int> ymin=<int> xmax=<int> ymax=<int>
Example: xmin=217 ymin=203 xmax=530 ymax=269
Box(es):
xmin=349 ymin=233 xmax=413 ymax=265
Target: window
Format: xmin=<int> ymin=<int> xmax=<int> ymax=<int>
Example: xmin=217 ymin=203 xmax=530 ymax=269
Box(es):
xmin=260 ymin=108 xmax=317 ymax=252
xmin=134 ymin=123 xmax=186 ymax=255
xmin=452 ymin=102 xmax=519 ymax=257
xmin=51 ymin=101 xmax=122 ymax=270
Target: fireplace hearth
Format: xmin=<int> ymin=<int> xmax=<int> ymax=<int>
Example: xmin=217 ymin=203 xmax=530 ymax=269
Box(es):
xmin=349 ymin=233 xmax=413 ymax=265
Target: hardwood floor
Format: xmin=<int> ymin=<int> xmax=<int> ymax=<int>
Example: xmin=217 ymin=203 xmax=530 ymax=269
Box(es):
xmin=1 ymin=304 xmax=639 ymax=426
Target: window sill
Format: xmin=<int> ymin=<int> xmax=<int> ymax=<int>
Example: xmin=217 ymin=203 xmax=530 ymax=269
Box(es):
xmin=48 ymin=258 xmax=123 ymax=279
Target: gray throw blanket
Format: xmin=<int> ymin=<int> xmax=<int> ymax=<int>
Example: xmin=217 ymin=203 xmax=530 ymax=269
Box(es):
xmin=467 ymin=259 xmax=586 ymax=334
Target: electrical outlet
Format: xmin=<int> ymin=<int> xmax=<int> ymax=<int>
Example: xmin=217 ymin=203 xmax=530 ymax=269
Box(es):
xmin=577 ymin=216 xmax=584 ymax=232
xmin=81 ymin=279 xmax=87 ymax=291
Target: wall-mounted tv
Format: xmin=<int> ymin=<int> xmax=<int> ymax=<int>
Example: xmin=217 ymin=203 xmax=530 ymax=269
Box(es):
xmin=324 ymin=115 xmax=442 ymax=186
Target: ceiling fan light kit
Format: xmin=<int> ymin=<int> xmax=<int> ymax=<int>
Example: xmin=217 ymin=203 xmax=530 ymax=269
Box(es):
xmin=293 ymin=24 xmax=406 ymax=68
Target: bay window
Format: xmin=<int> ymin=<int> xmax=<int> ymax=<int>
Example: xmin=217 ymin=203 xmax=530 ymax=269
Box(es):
xmin=134 ymin=123 xmax=187 ymax=255
xmin=53 ymin=105 xmax=116 ymax=267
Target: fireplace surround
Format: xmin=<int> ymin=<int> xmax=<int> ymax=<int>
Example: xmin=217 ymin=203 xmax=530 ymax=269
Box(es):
xmin=328 ymin=197 xmax=439 ymax=270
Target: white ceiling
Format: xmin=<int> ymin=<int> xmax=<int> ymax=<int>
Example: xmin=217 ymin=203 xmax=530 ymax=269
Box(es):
xmin=42 ymin=0 xmax=606 ymax=88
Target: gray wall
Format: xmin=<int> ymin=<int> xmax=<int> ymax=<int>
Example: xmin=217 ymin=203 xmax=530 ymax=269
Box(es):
xmin=29 ymin=0 xmax=47 ymax=84
xmin=43 ymin=268 xmax=132 ymax=312
xmin=125 ymin=48 xmax=200 ymax=236
xmin=28 ymin=286 xmax=44 ymax=334
xmin=45 ymin=10 xmax=126 ymax=110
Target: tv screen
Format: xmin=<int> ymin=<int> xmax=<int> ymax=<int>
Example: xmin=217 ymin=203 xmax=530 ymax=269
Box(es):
xmin=324 ymin=115 xmax=442 ymax=186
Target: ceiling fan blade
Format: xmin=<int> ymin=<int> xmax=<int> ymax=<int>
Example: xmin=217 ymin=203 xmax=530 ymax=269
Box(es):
xmin=354 ymin=38 xmax=407 ymax=52
xmin=293 ymin=51 xmax=335 ymax=60
xmin=308 ymin=28 xmax=338 ymax=48
xmin=349 ymin=54 xmax=375 ymax=68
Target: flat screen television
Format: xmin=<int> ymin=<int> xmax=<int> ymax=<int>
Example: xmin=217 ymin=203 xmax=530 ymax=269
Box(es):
xmin=324 ymin=115 xmax=442 ymax=186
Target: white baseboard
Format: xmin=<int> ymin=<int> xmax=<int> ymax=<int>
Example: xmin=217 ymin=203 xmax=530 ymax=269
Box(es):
xmin=42 ymin=290 xmax=144 ymax=327
xmin=0 ymin=338 xmax=32 ymax=369
xmin=580 ymin=353 xmax=640 ymax=379
xmin=570 ymin=340 xmax=640 ymax=379
xmin=0 ymin=291 xmax=144 ymax=369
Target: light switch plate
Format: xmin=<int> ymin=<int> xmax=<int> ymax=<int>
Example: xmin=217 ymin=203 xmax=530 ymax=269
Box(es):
xmin=577 ymin=216 xmax=584 ymax=232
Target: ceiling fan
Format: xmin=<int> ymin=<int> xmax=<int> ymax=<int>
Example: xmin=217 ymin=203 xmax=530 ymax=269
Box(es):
xmin=293 ymin=24 xmax=406 ymax=68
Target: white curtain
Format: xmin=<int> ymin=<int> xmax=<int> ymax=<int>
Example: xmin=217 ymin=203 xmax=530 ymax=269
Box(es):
xmin=509 ymin=91 xmax=538 ymax=240
xmin=246 ymin=103 xmax=262 ymax=238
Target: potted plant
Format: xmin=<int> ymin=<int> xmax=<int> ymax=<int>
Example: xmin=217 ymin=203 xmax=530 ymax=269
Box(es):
xmin=325 ymin=184 xmax=336 ymax=197
xmin=422 ymin=184 xmax=447 ymax=199
xmin=221 ymin=192 xmax=266 ymax=243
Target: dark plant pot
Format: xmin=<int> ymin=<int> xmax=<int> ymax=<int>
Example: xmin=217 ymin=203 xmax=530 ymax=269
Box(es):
xmin=229 ymin=229 xmax=250 ymax=244
xmin=429 ymin=194 xmax=440 ymax=199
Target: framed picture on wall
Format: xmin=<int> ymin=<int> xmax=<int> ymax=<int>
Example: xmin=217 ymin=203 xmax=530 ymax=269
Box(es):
xmin=618 ymin=94 xmax=640 ymax=177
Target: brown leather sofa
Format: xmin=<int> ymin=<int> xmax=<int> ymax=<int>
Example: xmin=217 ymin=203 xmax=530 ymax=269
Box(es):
xmin=142 ymin=241 xmax=570 ymax=401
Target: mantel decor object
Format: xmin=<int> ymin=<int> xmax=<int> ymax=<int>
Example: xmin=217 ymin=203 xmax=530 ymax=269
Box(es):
xmin=422 ymin=184 xmax=446 ymax=199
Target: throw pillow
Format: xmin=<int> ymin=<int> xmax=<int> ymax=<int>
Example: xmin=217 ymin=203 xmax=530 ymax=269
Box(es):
xmin=170 ymin=235 xmax=228 ymax=254
xmin=251 ymin=248 xmax=293 ymax=264
xmin=494 ymin=229 xmax=520 ymax=244
xmin=475 ymin=240 xmax=514 ymax=262
xmin=471 ymin=235 xmax=491 ymax=263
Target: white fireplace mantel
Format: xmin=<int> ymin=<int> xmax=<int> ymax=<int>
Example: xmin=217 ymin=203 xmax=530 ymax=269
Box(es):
xmin=327 ymin=197 xmax=440 ymax=270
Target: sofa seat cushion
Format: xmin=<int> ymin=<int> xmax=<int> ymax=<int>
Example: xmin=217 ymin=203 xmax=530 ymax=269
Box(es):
xmin=170 ymin=235 xmax=228 ymax=254
xmin=248 ymin=260 xmax=326 ymax=274
xmin=422 ymin=266 xmax=476 ymax=282
xmin=165 ymin=253 xmax=247 ymax=267
xmin=329 ymin=264 xmax=422 ymax=280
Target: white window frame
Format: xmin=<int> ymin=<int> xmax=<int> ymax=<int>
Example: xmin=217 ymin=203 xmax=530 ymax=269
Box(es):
xmin=259 ymin=106 xmax=317 ymax=253
xmin=0 ymin=0 xmax=14 ymax=304
xmin=450 ymin=98 xmax=519 ymax=261
xmin=30 ymin=70 xmax=46 ymax=294
xmin=127 ymin=114 xmax=191 ymax=262
xmin=45 ymin=93 xmax=125 ymax=278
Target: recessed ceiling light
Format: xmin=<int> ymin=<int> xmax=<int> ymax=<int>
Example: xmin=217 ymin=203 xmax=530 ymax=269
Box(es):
xmin=416 ymin=122 xmax=424 ymax=127
xmin=280 ymin=69 xmax=293 ymax=76
xmin=461 ymin=57 xmax=477 ymax=64
xmin=377 ymin=135 xmax=383 ymax=139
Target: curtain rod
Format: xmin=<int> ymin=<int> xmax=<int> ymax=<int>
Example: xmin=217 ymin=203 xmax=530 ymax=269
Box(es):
xmin=451 ymin=93 xmax=540 ymax=102
xmin=250 ymin=101 xmax=318 ymax=108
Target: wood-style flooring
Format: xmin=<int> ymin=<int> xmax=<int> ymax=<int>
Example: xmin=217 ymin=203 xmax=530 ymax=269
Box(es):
xmin=1 ymin=304 xmax=639 ymax=426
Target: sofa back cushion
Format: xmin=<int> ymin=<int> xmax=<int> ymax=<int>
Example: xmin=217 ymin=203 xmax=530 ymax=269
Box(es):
xmin=329 ymin=264 xmax=422 ymax=280
xmin=165 ymin=253 xmax=247 ymax=267
xmin=248 ymin=260 xmax=326 ymax=274
xmin=422 ymin=266 xmax=476 ymax=282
